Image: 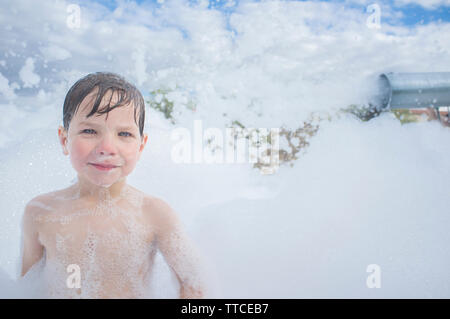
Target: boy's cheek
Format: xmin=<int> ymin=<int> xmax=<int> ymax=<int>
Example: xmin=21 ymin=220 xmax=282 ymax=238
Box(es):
xmin=122 ymin=154 xmax=140 ymax=173
xmin=69 ymin=152 xmax=87 ymax=170
xmin=69 ymin=142 xmax=92 ymax=164
xmin=121 ymin=146 xmax=140 ymax=161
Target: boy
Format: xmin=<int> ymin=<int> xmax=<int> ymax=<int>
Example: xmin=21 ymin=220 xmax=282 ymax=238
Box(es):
xmin=20 ymin=72 xmax=207 ymax=298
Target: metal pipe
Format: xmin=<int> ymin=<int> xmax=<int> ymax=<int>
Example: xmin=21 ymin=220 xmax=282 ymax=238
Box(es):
xmin=375 ymin=72 xmax=450 ymax=109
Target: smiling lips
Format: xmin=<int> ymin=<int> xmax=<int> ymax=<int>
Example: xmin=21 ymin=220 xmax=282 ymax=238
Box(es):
xmin=89 ymin=163 xmax=120 ymax=171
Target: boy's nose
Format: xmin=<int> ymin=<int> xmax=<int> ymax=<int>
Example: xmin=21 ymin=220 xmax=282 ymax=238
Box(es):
xmin=96 ymin=134 xmax=117 ymax=155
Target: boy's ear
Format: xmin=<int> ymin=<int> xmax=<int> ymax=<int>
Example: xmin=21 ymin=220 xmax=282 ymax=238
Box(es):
xmin=58 ymin=125 xmax=69 ymax=156
xmin=138 ymin=133 xmax=148 ymax=155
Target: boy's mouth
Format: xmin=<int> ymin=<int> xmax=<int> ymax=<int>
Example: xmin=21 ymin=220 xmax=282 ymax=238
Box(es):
xmin=89 ymin=163 xmax=119 ymax=171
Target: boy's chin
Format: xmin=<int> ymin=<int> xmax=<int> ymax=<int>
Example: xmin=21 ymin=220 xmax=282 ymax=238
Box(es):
xmin=98 ymin=182 xmax=114 ymax=188
xmin=83 ymin=175 xmax=123 ymax=189
xmin=94 ymin=179 xmax=120 ymax=188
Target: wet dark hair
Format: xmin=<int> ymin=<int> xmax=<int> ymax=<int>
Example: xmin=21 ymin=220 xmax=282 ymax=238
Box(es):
xmin=63 ymin=72 xmax=145 ymax=137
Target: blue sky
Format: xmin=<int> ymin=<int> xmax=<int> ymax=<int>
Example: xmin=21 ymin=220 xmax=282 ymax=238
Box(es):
xmin=393 ymin=3 xmax=450 ymax=25
xmin=90 ymin=0 xmax=450 ymax=25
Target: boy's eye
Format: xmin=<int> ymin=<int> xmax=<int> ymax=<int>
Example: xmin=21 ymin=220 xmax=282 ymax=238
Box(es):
xmin=119 ymin=132 xmax=133 ymax=137
xmin=80 ymin=129 xmax=133 ymax=137
xmin=81 ymin=129 xmax=96 ymax=134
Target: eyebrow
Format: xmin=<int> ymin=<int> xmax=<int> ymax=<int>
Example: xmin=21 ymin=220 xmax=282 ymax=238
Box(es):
xmin=78 ymin=121 xmax=137 ymax=131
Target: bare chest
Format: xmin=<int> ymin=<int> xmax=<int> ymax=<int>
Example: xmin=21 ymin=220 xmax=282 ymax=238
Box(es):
xmin=35 ymin=199 xmax=157 ymax=266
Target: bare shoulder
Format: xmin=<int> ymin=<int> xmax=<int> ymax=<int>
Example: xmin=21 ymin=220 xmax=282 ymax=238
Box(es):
xmin=141 ymin=194 xmax=181 ymax=231
xmin=24 ymin=187 xmax=72 ymax=221
xmin=23 ymin=192 xmax=58 ymax=225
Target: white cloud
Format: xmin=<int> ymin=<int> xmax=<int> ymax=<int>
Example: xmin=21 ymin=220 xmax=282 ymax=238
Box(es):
xmin=0 ymin=72 xmax=17 ymax=100
xmin=0 ymin=1 xmax=447 ymax=119
xmin=0 ymin=0 xmax=448 ymax=126
xmin=131 ymin=44 xmax=149 ymax=86
xmin=19 ymin=57 xmax=40 ymax=88
xmin=39 ymin=44 xmax=72 ymax=61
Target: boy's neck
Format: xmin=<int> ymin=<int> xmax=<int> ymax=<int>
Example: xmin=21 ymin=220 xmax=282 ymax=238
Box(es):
xmin=73 ymin=176 xmax=128 ymax=202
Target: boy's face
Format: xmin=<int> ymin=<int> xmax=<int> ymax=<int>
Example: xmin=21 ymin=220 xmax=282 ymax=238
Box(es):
xmin=58 ymin=89 xmax=148 ymax=188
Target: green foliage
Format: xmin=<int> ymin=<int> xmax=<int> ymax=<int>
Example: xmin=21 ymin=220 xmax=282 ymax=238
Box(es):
xmin=226 ymin=116 xmax=321 ymax=172
xmin=147 ymin=88 xmax=175 ymax=123
xmin=391 ymin=109 xmax=422 ymax=124
xmin=341 ymin=103 xmax=384 ymax=121
xmin=147 ymin=86 xmax=324 ymax=173
xmin=147 ymin=87 xmax=198 ymax=124
xmin=342 ymin=103 xmax=429 ymax=125
xmin=147 ymin=85 xmax=435 ymax=173
xmin=231 ymin=120 xmax=245 ymax=129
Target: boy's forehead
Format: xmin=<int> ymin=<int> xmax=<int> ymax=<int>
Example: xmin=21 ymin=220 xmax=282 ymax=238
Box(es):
xmin=74 ymin=90 xmax=138 ymax=124
xmin=78 ymin=89 xmax=121 ymax=113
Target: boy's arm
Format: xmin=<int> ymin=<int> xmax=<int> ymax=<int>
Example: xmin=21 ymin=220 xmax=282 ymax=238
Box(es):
xmin=21 ymin=202 xmax=44 ymax=277
xmin=148 ymin=198 xmax=207 ymax=299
